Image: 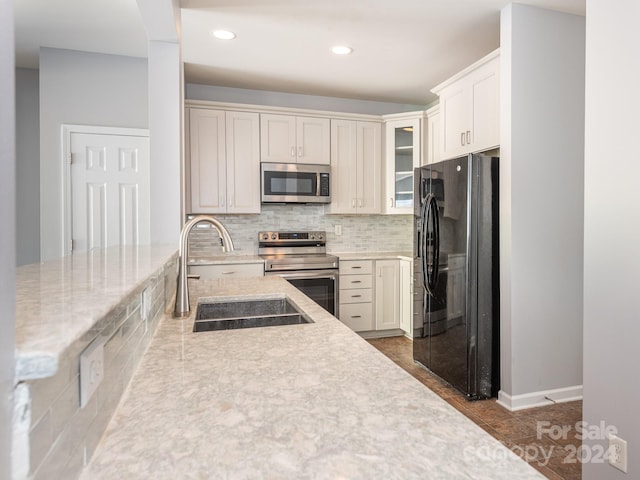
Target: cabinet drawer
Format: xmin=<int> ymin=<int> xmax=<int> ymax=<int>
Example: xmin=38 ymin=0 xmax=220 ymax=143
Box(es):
xmin=340 ymin=274 xmax=373 ymax=290
xmin=339 ymin=260 xmax=373 ymax=275
xmin=188 ymin=263 xmax=264 ymax=279
xmin=339 ymin=303 xmax=374 ymax=332
xmin=340 ymin=289 xmax=373 ymax=304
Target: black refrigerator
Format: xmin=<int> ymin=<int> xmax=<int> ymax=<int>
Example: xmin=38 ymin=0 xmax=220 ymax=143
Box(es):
xmin=413 ymin=153 xmax=500 ymax=399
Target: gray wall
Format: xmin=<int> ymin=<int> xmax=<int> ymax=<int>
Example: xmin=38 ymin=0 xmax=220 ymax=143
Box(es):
xmin=39 ymin=48 xmax=148 ymax=261
xmin=15 ymin=68 xmax=40 ymax=266
xmin=583 ymin=0 xmax=640 ymax=478
xmin=499 ymin=5 xmax=584 ymax=402
xmin=0 ymin=0 xmax=16 ymax=475
xmin=186 ymin=83 xmax=425 ymax=115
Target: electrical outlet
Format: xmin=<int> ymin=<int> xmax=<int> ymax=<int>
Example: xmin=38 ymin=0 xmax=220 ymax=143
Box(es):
xmin=334 ymin=224 xmax=342 ymax=236
xmin=79 ymin=337 xmax=104 ymax=408
xmin=609 ymin=434 xmax=628 ymax=473
xmin=141 ymin=287 xmax=151 ymax=329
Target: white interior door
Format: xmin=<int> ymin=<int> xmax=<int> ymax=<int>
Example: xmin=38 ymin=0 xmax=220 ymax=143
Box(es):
xmin=70 ymin=132 xmax=150 ymax=253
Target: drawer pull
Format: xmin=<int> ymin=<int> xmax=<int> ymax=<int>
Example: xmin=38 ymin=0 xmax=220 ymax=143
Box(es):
xmin=187 ymin=274 xmax=201 ymax=280
xmin=351 ymin=315 xmax=362 ymax=319
xmin=222 ymin=271 xmax=236 ymax=275
xmin=351 ymin=280 xmax=362 ymax=284
xmin=351 ymin=266 xmax=362 ymax=269
xmin=351 ymin=294 xmax=362 ymax=298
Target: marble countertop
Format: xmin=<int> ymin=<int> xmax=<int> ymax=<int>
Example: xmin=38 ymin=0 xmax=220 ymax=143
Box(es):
xmin=15 ymin=245 xmax=178 ymax=381
xmin=82 ymin=276 xmax=542 ymax=480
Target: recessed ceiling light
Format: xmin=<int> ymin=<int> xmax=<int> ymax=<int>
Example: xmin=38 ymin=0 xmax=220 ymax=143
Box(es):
xmin=331 ymin=45 xmax=353 ymax=55
xmin=212 ymin=30 xmax=236 ymax=40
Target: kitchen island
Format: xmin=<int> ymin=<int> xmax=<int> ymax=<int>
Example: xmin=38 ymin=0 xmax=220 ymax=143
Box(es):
xmin=82 ymin=275 xmax=543 ymax=479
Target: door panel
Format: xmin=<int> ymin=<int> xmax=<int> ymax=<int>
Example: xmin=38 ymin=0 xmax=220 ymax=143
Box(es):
xmin=71 ymin=132 xmax=150 ymax=253
xmin=428 ymin=157 xmax=469 ymax=393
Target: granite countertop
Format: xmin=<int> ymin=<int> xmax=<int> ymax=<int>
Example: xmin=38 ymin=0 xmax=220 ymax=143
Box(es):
xmin=15 ymin=245 xmax=178 ymax=381
xmin=82 ymin=276 xmax=543 ymax=480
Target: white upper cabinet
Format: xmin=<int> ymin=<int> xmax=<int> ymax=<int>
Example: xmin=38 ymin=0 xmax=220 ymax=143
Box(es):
xmin=431 ymin=49 xmax=499 ymax=160
xmin=187 ymin=108 xmax=260 ymax=214
xmin=260 ymin=114 xmax=330 ymax=165
xmin=328 ymin=120 xmax=381 ymax=214
xmin=383 ymin=113 xmax=424 ymax=214
xmin=426 ymin=104 xmax=441 ymax=165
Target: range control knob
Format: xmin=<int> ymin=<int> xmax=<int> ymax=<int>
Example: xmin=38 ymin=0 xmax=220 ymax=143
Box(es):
xmin=318 ymin=234 xmax=324 ymax=240
xmin=271 ymin=233 xmax=277 ymax=240
xmin=310 ymin=234 xmax=315 ymax=240
xmin=262 ymin=233 xmax=269 ymax=241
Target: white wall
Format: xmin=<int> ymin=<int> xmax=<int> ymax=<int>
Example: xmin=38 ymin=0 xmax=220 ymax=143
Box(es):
xmin=138 ymin=0 xmax=183 ymax=246
xmin=148 ymin=41 xmax=182 ymax=246
xmin=499 ymin=4 xmax=585 ymax=407
xmin=0 ymin=0 xmax=16 ymax=475
xmin=187 ymin=83 xmax=426 ymax=115
xmin=39 ymin=48 xmax=148 ymax=261
xmin=583 ymin=1 xmax=640 ymax=478
xmin=15 ymin=68 xmax=40 ymax=266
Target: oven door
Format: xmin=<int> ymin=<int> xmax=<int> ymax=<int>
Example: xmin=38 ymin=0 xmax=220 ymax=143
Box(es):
xmin=265 ymin=269 xmax=338 ymax=316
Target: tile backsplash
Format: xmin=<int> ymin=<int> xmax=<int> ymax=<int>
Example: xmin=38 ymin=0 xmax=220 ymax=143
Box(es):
xmin=188 ymin=205 xmax=413 ymax=257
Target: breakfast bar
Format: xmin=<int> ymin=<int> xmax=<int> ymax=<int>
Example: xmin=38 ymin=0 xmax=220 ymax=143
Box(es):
xmin=80 ymin=275 xmax=544 ymax=479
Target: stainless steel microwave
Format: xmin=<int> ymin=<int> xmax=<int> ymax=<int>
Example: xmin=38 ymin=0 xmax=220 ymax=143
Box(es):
xmin=261 ymin=162 xmax=331 ymax=204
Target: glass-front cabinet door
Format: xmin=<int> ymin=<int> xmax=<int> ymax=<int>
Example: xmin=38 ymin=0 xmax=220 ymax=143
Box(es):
xmin=384 ymin=115 xmax=423 ymax=214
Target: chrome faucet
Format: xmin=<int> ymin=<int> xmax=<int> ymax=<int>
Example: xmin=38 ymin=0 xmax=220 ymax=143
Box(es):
xmin=174 ymin=215 xmax=235 ymax=317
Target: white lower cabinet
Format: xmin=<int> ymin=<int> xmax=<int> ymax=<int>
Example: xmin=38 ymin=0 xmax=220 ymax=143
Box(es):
xmin=375 ymin=260 xmax=400 ymax=330
xmin=338 ymin=257 xmax=411 ymax=335
xmin=399 ymin=259 xmax=412 ymax=335
xmin=339 ymin=260 xmax=374 ymax=331
xmin=188 ymin=263 xmax=264 ymax=279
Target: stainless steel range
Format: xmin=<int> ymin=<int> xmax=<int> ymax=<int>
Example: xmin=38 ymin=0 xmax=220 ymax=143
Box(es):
xmin=259 ymin=231 xmax=339 ymax=316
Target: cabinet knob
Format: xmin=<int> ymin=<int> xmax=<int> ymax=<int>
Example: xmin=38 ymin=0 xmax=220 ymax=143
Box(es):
xmin=298 ymin=146 xmax=303 ymax=157
xmin=290 ymin=146 xmax=296 ymax=157
xmin=389 ymin=198 xmax=394 ymax=208
xmin=460 ymin=132 xmax=465 ymax=146
xmin=466 ymin=130 xmax=471 ymax=144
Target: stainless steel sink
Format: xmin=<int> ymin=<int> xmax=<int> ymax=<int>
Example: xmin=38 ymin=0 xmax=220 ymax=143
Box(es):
xmin=193 ymin=297 xmax=313 ymax=332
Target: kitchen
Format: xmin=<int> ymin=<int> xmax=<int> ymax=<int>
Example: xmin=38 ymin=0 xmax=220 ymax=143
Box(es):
xmin=1 ymin=0 xmax=632 ymax=478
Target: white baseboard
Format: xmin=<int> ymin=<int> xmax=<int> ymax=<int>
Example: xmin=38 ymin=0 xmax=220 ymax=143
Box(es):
xmin=497 ymin=385 xmax=583 ymax=411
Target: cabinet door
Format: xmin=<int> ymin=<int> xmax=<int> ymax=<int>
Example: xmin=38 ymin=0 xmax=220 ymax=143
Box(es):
xmin=439 ymin=83 xmax=469 ymax=160
xmin=470 ymin=57 xmax=499 ymax=153
xmin=356 ymin=121 xmax=382 ymax=214
xmin=226 ymin=112 xmax=260 ymax=214
xmin=399 ymin=259 xmax=412 ymax=335
xmin=260 ymin=114 xmax=297 ymax=163
xmin=297 ymin=117 xmax=330 ymax=165
xmin=328 ymin=120 xmax=358 ymax=214
xmin=384 ymin=118 xmax=420 ymax=214
xmin=375 ymin=260 xmax=400 ymax=330
xmin=188 ymin=108 xmax=226 ymax=213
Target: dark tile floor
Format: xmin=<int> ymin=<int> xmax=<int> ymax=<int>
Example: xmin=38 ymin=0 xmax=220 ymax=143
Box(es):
xmin=368 ymin=336 xmax=582 ymax=480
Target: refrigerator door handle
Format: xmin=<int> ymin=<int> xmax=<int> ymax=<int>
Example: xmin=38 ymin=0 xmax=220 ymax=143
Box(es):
xmin=423 ymin=192 xmax=439 ymax=297
xmin=420 ymin=191 xmax=432 ymax=296
xmin=426 ymin=193 xmax=440 ymax=294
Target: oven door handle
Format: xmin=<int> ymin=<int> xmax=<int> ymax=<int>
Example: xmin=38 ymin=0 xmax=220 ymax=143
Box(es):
xmin=266 ymin=270 xmax=339 ymax=280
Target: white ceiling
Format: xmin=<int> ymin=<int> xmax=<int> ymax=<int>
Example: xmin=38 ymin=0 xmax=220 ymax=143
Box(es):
xmin=14 ymin=0 xmax=585 ymax=106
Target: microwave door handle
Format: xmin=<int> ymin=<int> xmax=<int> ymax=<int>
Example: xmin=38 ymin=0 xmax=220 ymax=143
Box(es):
xmin=316 ymin=173 xmax=321 ymax=197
